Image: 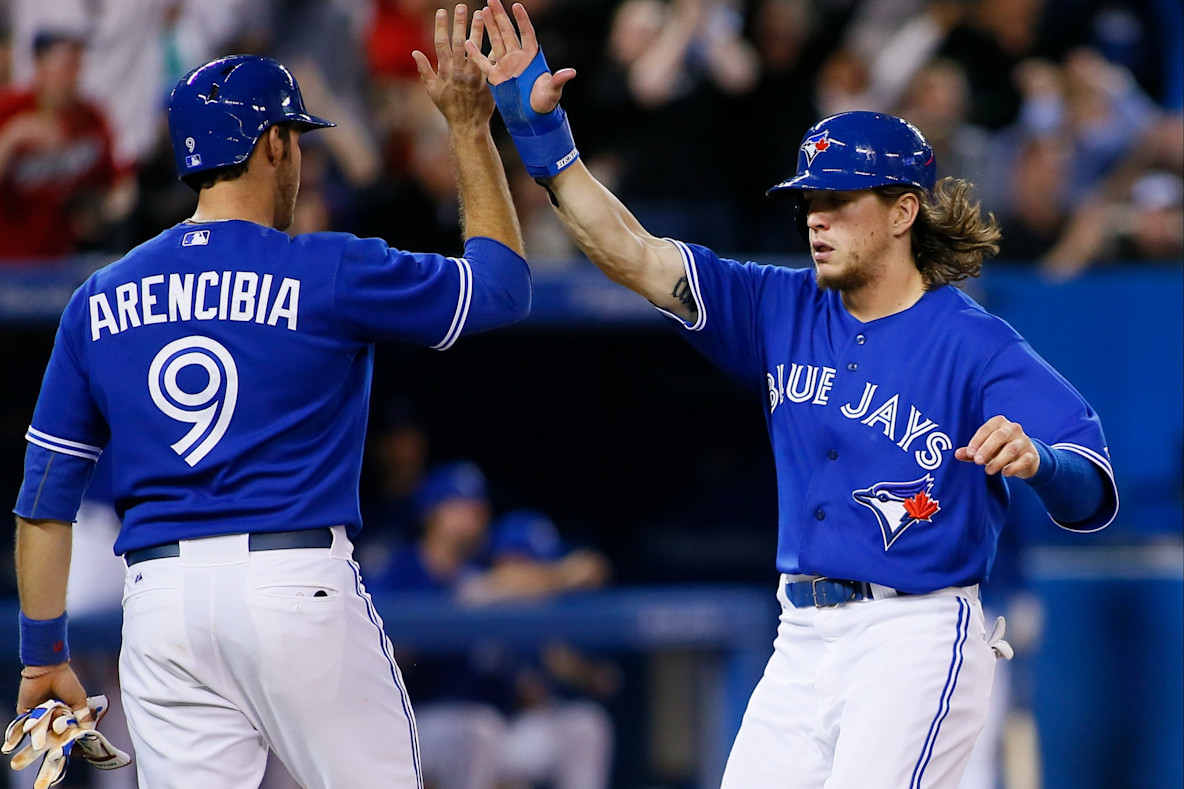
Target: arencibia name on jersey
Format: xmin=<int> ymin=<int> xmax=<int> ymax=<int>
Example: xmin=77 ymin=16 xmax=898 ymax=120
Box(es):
xmin=767 ymin=362 xmax=952 ymax=471
xmin=89 ymin=271 xmax=301 ymax=341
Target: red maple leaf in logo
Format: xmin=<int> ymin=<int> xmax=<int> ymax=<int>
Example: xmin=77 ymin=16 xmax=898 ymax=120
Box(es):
xmin=903 ymin=491 xmax=940 ymax=521
xmin=814 ymin=139 xmax=829 ymax=152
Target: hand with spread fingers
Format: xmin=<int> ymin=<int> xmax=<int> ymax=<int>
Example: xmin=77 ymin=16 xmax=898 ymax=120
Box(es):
xmin=413 ymin=4 xmax=496 ymax=131
xmin=955 ymin=415 xmax=1041 ymax=478
xmin=465 ymin=0 xmax=576 ymax=112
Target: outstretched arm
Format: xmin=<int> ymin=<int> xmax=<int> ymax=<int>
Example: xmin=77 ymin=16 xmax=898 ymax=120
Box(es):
xmin=416 ymin=4 xmax=524 ymax=257
xmin=469 ymin=0 xmax=696 ymax=322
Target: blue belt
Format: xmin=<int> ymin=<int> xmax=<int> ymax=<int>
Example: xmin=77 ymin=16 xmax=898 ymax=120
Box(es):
xmin=785 ymin=577 xmax=877 ymax=608
xmin=124 ymin=528 xmax=334 ymax=566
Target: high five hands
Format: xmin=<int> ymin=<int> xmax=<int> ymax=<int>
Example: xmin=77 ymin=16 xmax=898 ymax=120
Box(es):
xmin=464 ymin=0 xmax=577 ymax=113
xmin=413 ymin=4 xmax=496 ymax=128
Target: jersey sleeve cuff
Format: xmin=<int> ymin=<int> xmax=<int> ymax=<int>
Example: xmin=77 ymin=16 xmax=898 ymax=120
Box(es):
xmin=1045 ymin=442 xmax=1120 ymax=533
xmin=652 ymin=240 xmax=707 ymax=331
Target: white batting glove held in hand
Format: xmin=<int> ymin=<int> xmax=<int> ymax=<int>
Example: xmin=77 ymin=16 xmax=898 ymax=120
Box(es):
xmin=3 ymin=700 xmax=74 ymax=761
xmin=986 ymin=616 xmax=1015 ymax=661
xmin=4 ymin=696 xmax=130 ymax=786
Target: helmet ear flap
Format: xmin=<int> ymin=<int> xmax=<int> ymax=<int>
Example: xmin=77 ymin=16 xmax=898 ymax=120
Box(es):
xmin=794 ymin=193 xmax=809 ymax=243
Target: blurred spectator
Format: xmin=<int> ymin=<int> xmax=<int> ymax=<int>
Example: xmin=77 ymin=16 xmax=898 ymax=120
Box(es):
xmin=369 ymin=463 xmax=616 ymax=789
xmin=733 ymin=0 xmax=821 ymax=253
xmin=9 ymin=0 xmax=253 ymax=168
xmin=1042 ymin=168 xmax=1184 ymax=276
xmin=1008 ymin=51 xmax=1159 ymax=204
xmin=935 ymin=0 xmax=1044 ymax=129
xmin=993 ymin=134 xmax=1073 ymax=261
xmin=1037 ymin=104 xmax=1182 ymax=275
xmin=352 ymin=113 xmax=464 ymax=253
xmin=894 ymin=58 xmax=994 ymax=187
xmin=356 ymin=399 xmax=431 ymax=571
xmin=0 ymin=30 xmax=131 ymax=260
xmin=829 ymin=0 xmax=967 ymax=115
xmin=580 ymin=0 xmax=759 ymax=250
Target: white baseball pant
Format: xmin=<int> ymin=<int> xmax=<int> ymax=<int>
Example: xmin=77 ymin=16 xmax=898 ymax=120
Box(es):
xmin=721 ymin=577 xmax=998 ymax=789
xmin=117 ymin=527 xmax=421 ymax=788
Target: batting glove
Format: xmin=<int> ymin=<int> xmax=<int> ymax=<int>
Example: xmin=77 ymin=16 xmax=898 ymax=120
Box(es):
xmin=3 ymin=696 xmax=130 ymax=788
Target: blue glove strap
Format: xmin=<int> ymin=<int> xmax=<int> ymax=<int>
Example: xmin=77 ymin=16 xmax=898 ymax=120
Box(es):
xmin=490 ymin=48 xmax=579 ymax=178
xmin=19 ymin=611 xmax=70 ymax=666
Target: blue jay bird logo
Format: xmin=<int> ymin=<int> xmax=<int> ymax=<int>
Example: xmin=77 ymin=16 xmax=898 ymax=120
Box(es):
xmin=801 ymin=130 xmax=834 ymax=164
xmin=852 ymin=475 xmax=941 ymax=550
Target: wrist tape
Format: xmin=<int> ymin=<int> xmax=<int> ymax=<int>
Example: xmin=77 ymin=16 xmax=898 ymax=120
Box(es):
xmin=490 ymin=48 xmax=579 ymax=179
xmin=19 ymin=612 xmax=69 ymax=667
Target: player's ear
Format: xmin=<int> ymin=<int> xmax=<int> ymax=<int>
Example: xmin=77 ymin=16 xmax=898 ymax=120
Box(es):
xmin=263 ymin=125 xmax=285 ymax=167
xmin=892 ymin=191 xmax=921 ymax=236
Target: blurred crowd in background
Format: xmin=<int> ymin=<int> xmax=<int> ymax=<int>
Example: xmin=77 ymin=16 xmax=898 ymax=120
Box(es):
xmin=0 ymin=2 xmax=1180 ymax=786
xmin=0 ymin=0 xmax=1181 ymax=276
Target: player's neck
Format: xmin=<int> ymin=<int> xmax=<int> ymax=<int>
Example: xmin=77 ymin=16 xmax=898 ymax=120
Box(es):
xmin=840 ymin=257 xmax=927 ymax=323
xmin=190 ymin=180 xmax=277 ymax=229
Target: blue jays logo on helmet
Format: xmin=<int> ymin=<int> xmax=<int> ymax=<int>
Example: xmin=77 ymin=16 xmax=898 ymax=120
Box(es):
xmin=167 ymin=54 xmax=334 ymax=186
xmin=852 ymin=474 xmax=941 ymax=550
xmin=767 ymin=111 xmax=936 ymax=241
xmin=800 ymin=130 xmax=834 ymax=165
xmin=768 ymin=111 xmax=936 ymax=195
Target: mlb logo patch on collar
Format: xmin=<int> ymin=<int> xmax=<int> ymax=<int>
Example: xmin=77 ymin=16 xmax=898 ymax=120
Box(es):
xmin=801 ymin=130 xmax=834 ymax=164
xmin=182 ymin=229 xmax=211 ymax=247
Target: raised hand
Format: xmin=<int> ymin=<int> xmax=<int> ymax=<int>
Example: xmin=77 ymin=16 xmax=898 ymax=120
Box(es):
xmin=465 ymin=0 xmax=576 ymax=113
xmin=413 ymin=4 xmax=495 ymax=129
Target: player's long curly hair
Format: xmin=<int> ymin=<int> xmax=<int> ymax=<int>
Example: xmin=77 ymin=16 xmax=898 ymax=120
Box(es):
xmin=879 ymin=177 xmax=1001 ymax=288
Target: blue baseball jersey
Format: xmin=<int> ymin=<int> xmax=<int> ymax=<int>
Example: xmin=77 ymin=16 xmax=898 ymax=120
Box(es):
xmin=17 ymin=221 xmax=530 ymax=554
xmin=662 ymin=241 xmax=1117 ymax=593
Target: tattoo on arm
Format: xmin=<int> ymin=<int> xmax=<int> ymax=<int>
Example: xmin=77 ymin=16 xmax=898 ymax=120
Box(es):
xmin=672 ymin=276 xmax=698 ymax=317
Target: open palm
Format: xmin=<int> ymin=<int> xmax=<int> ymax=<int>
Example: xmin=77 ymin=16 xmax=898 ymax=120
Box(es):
xmin=465 ymin=0 xmax=577 ymax=114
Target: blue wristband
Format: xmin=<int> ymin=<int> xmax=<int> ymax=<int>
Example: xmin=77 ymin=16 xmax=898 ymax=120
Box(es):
xmin=490 ymin=48 xmax=579 ymax=178
xmin=19 ymin=611 xmax=70 ymax=667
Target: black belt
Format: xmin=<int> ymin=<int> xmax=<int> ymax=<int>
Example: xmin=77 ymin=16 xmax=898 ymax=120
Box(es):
xmin=785 ymin=577 xmax=878 ymax=608
xmin=125 ymin=528 xmax=334 ymax=566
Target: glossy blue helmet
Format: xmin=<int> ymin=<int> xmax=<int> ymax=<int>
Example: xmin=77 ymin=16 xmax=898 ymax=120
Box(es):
xmin=767 ymin=111 xmax=935 ymax=240
xmin=167 ymin=55 xmax=334 ymax=185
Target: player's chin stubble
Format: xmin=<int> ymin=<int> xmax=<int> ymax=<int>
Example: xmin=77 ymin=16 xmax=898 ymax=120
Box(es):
xmin=814 ymin=254 xmax=872 ymax=292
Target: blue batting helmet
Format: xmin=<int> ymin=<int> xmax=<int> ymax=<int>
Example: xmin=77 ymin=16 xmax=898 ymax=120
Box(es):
xmin=766 ymin=111 xmax=935 ymax=241
xmin=167 ymin=55 xmax=334 ymax=183
xmin=768 ymin=111 xmax=936 ymax=196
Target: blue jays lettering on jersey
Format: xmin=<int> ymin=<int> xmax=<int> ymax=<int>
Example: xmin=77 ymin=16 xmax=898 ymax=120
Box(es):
xmin=659 ymin=241 xmax=1118 ymax=593
xmin=21 ymin=221 xmax=529 ymax=553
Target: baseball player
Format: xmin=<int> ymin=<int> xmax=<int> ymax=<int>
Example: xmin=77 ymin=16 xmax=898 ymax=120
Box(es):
xmin=467 ymin=3 xmax=1119 ymax=787
xmin=10 ymin=6 xmax=529 ymax=788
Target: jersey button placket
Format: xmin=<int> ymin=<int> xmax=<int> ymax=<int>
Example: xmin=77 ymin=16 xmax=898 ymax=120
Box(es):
xmin=848 ymin=334 xmax=866 ymax=372
xmin=814 ymin=509 xmax=826 ymax=521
